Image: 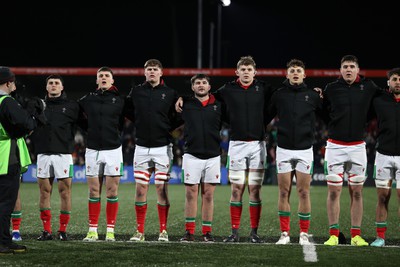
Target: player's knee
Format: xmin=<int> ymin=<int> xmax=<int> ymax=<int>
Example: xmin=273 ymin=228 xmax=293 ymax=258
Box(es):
xmin=348 ymin=175 xmax=366 ymax=186
xmin=326 ymin=174 xmax=343 ymax=186
xmin=228 ymin=170 xmax=246 ymax=184
xmin=297 ymin=187 xmax=310 ymax=200
xmin=202 ymin=192 xmax=214 ymax=203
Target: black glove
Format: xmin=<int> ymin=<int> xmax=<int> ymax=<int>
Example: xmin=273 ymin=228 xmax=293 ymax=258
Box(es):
xmin=26 ymin=97 xmax=47 ymax=125
xmin=26 ymin=97 xmax=46 ymax=114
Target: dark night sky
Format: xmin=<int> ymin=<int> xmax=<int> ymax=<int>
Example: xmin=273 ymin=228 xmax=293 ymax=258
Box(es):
xmin=2 ymin=1 xmax=398 ymax=70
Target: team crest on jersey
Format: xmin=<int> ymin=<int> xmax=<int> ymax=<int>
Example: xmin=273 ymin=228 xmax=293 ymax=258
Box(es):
xmin=305 ymin=95 xmax=309 ymax=102
xmin=62 ymin=107 xmax=66 ymax=113
xmin=360 ymin=85 xmax=364 ymax=91
xmin=213 ymin=105 xmax=217 ymax=111
xmin=255 ymin=85 xmax=259 ymax=91
xmin=161 ymin=93 xmax=166 ymax=100
xmin=112 ymin=97 xmax=116 ymax=104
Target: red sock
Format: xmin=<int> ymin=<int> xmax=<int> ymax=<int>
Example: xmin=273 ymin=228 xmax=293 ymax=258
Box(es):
xmin=106 ymin=196 xmax=119 ymax=229
xmin=88 ymin=198 xmax=101 ymax=228
xmin=376 ymin=222 xmax=387 ymax=239
xmin=278 ymin=211 xmax=290 ymax=233
xmin=135 ymin=202 xmax=147 ymax=233
xmin=230 ymin=202 xmax=242 ymax=230
xmin=299 ymin=219 xmax=310 ymax=233
xmin=185 ymin=219 xmax=196 ymax=235
xmin=329 ymin=226 xmax=340 ymax=237
xmin=11 ymin=211 xmax=22 ymax=231
xmin=40 ymin=209 xmax=52 ymax=233
xmin=59 ymin=211 xmax=70 ymax=232
xmin=350 ymin=227 xmax=361 ymax=238
xmin=377 ymin=227 xmax=386 ymax=239
xmin=157 ymin=203 xmax=170 ymax=232
xmin=202 ymin=221 xmax=212 ymax=235
xmin=298 ymin=212 xmax=311 ymax=233
xmin=249 ymin=201 xmax=262 ymax=229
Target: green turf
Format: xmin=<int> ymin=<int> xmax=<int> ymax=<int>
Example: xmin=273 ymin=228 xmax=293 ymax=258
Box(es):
xmin=1 ymin=183 xmax=399 ymax=266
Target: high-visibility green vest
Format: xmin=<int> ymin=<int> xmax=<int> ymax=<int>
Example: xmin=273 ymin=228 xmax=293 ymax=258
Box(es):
xmin=0 ymin=95 xmax=32 ymax=175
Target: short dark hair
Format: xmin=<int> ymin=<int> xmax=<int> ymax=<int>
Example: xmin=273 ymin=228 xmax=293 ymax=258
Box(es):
xmin=287 ymin=59 xmax=305 ymax=69
xmin=341 ymin=55 xmax=359 ymax=66
xmin=144 ymin=59 xmax=163 ymax=69
xmin=46 ymin=74 xmax=64 ymax=85
xmin=190 ymin=73 xmax=210 ymax=85
xmin=387 ymin=67 xmax=400 ymax=79
xmin=97 ymin=66 xmax=114 ymax=76
xmin=237 ymin=56 xmax=256 ymax=69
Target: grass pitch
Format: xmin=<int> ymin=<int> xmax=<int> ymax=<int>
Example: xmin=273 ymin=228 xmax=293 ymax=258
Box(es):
xmin=1 ymin=183 xmax=399 ymax=266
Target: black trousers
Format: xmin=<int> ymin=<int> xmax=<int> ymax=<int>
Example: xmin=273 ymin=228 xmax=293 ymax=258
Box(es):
xmin=0 ymin=164 xmax=20 ymax=246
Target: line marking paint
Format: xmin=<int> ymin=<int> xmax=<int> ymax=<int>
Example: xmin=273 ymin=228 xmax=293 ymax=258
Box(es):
xmin=303 ymin=234 xmax=318 ymax=262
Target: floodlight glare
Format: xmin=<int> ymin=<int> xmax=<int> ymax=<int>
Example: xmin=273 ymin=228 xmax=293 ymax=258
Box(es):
xmin=221 ymin=0 xmax=231 ymax=7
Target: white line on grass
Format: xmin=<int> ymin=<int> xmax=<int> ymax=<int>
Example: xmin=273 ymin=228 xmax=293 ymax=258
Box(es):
xmin=302 ymin=234 xmax=318 ymax=263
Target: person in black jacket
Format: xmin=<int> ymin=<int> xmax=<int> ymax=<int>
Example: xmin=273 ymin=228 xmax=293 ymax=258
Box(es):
xmin=29 ymin=74 xmax=79 ymax=242
xmin=78 ymin=67 xmax=125 ymax=242
xmin=370 ymin=68 xmax=400 ymax=247
xmin=178 ymin=74 xmax=224 ymax=242
xmin=323 ymin=55 xmax=382 ymax=246
xmin=219 ymin=56 xmax=274 ymax=243
xmin=124 ymin=59 xmax=179 ymax=242
xmin=269 ymin=59 xmax=322 ymax=245
xmin=0 ymin=66 xmax=41 ymax=254
xmin=9 ymin=89 xmax=26 ymax=243
xmin=177 ymin=56 xmax=274 ymax=243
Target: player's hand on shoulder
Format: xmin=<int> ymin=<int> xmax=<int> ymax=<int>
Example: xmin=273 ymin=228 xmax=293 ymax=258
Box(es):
xmin=175 ymin=97 xmax=183 ymax=113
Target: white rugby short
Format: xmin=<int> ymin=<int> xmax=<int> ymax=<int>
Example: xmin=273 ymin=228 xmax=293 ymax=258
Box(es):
xmin=133 ymin=144 xmax=173 ymax=183
xmin=227 ymin=140 xmax=266 ymax=171
xmin=182 ymin=153 xmax=221 ymax=185
xmin=276 ymin=146 xmax=314 ymax=174
xmin=324 ymin=141 xmax=367 ymax=176
xmin=374 ymin=151 xmax=400 ymax=187
xmin=85 ymin=146 xmax=123 ymax=177
xmin=36 ymin=154 xmax=73 ymax=179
